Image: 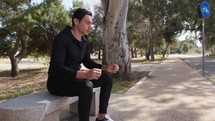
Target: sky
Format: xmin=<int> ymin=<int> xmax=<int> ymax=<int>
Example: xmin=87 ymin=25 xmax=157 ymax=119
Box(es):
xmin=32 ymin=0 xmax=100 ymax=12
xmin=176 ymin=31 xmax=202 ymax=47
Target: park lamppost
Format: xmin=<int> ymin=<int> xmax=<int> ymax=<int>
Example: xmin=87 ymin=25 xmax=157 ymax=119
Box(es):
xmin=197 ymin=1 xmax=210 ymax=76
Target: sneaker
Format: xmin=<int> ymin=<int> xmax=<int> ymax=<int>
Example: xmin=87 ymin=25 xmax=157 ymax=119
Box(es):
xmin=95 ymin=115 xmax=114 ymax=121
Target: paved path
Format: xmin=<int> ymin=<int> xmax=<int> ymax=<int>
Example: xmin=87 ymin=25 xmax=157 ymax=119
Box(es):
xmin=179 ymin=55 xmax=215 ymax=79
xmin=101 ymin=58 xmax=215 ymax=121
xmin=65 ymin=56 xmax=215 ymax=121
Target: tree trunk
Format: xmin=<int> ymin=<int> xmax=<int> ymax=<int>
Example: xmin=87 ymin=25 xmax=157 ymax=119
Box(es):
xmin=162 ymin=43 xmax=170 ymax=58
xmin=8 ymin=37 xmax=27 ymax=77
xmin=145 ymin=49 xmax=150 ymax=60
xmin=148 ymin=18 xmax=154 ymax=61
xmin=102 ymin=0 xmax=131 ymax=80
xmin=134 ymin=48 xmax=137 ymax=58
xmin=211 ymin=44 xmax=215 ymax=56
xmin=9 ymin=56 xmax=19 ymax=77
xmin=98 ymin=49 xmax=101 ymax=60
xmin=131 ymin=47 xmax=134 ymax=58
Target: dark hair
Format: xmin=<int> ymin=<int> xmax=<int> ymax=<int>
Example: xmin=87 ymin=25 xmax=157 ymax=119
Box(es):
xmin=72 ymin=8 xmax=92 ymax=26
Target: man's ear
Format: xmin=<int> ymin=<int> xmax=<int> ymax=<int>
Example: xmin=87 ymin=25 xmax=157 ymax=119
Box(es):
xmin=73 ymin=18 xmax=79 ymax=25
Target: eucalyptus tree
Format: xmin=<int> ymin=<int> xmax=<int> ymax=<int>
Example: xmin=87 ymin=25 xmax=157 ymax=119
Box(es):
xmin=101 ymin=0 xmax=131 ymax=80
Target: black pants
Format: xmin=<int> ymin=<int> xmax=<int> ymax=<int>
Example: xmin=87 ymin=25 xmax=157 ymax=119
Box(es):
xmin=47 ymin=73 xmax=113 ymax=121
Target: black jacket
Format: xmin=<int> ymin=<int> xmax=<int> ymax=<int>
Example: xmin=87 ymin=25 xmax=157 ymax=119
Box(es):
xmin=47 ymin=26 xmax=102 ymax=83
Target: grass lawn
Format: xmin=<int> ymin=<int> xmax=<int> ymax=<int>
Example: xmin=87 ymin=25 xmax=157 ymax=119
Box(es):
xmin=0 ymin=57 xmax=162 ymax=101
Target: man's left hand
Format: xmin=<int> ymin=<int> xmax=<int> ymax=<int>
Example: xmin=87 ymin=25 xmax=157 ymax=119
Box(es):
xmin=106 ymin=64 xmax=119 ymax=73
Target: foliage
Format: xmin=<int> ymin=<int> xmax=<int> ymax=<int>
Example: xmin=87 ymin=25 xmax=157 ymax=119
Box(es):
xmin=127 ymin=0 xmax=215 ymax=57
xmin=203 ymin=1 xmax=215 ymax=51
xmin=88 ymin=5 xmax=103 ymax=57
xmin=0 ymin=0 xmax=72 ymax=76
xmin=0 ymin=0 xmax=71 ymax=57
xmin=27 ymin=0 xmax=71 ymax=55
xmin=0 ymin=0 xmax=29 ymax=57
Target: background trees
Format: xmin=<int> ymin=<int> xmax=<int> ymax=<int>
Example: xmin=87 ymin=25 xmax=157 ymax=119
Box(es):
xmin=0 ymin=0 xmax=70 ymax=76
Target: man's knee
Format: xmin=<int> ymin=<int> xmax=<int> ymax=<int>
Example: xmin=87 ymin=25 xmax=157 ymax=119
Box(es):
xmin=81 ymin=81 xmax=93 ymax=95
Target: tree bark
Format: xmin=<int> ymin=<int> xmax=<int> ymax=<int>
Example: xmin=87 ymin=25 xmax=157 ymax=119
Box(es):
xmin=146 ymin=49 xmax=150 ymax=60
xmin=134 ymin=48 xmax=137 ymax=58
xmin=162 ymin=43 xmax=170 ymax=58
xmin=8 ymin=37 xmax=27 ymax=77
xmin=102 ymin=0 xmax=131 ymax=80
xmin=9 ymin=56 xmax=19 ymax=77
xmin=98 ymin=49 xmax=101 ymax=60
xmin=131 ymin=47 xmax=134 ymax=58
xmin=211 ymin=44 xmax=215 ymax=56
xmin=148 ymin=18 xmax=154 ymax=61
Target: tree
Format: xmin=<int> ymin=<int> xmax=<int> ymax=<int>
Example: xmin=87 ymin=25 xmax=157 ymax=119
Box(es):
xmin=28 ymin=0 xmax=70 ymax=56
xmin=88 ymin=5 xmax=104 ymax=59
xmin=127 ymin=0 xmax=149 ymax=59
xmin=101 ymin=0 xmax=131 ymax=80
xmin=127 ymin=0 xmax=168 ymax=61
xmin=0 ymin=0 xmax=32 ymax=77
xmin=0 ymin=0 xmax=70 ymax=77
xmin=203 ymin=1 xmax=215 ymax=55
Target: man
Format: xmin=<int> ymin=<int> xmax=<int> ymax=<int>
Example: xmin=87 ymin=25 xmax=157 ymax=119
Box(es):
xmin=47 ymin=8 xmax=119 ymax=121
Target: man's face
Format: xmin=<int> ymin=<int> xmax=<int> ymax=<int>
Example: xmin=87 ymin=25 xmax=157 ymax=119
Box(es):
xmin=76 ymin=15 xmax=92 ymax=36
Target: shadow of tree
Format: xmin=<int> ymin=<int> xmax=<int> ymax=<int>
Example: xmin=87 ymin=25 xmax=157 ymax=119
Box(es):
xmin=0 ymin=68 xmax=46 ymax=77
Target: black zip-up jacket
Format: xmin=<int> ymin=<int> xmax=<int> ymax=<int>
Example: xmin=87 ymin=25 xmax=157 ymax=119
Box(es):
xmin=47 ymin=26 xmax=102 ymax=83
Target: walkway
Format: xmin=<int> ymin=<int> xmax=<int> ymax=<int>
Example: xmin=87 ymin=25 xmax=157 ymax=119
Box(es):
xmin=100 ymin=58 xmax=215 ymax=121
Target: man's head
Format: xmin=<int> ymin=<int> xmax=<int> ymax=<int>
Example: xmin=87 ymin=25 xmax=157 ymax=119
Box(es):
xmin=72 ymin=8 xmax=93 ymax=36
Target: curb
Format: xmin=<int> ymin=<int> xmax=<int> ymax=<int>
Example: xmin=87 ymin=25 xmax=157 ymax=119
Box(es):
xmin=123 ymin=70 xmax=154 ymax=96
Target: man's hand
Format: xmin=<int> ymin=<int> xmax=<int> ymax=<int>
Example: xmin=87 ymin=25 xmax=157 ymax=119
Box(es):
xmin=85 ymin=68 xmax=102 ymax=80
xmin=102 ymin=64 xmax=119 ymax=73
xmin=76 ymin=68 xmax=102 ymax=80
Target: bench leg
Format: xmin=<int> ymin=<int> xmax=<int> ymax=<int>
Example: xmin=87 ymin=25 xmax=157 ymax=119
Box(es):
xmin=89 ymin=88 xmax=100 ymax=116
xmin=70 ymin=89 xmax=100 ymax=116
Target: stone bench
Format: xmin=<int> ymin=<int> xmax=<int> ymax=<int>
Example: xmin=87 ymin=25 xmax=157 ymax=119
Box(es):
xmin=0 ymin=88 xmax=100 ymax=121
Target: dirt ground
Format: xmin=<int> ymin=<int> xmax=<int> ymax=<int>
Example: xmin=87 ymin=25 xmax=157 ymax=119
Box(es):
xmin=0 ymin=59 xmax=48 ymax=101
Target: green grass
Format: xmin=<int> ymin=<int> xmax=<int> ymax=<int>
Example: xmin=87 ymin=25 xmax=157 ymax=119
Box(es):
xmin=112 ymin=79 xmax=137 ymax=94
xmin=111 ymin=71 xmax=149 ymax=94
xmin=208 ymin=77 xmax=215 ymax=83
xmin=0 ymin=70 xmax=10 ymax=77
xmin=0 ymin=68 xmax=47 ymax=77
xmin=0 ymin=87 xmax=44 ymax=101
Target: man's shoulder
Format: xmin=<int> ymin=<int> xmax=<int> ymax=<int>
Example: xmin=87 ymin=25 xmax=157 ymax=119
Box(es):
xmin=55 ymin=26 xmax=71 ymax=40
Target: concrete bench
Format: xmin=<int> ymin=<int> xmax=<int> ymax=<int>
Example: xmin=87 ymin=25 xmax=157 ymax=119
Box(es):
xmin=0 ymin=88 xmax=100 ymax=121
